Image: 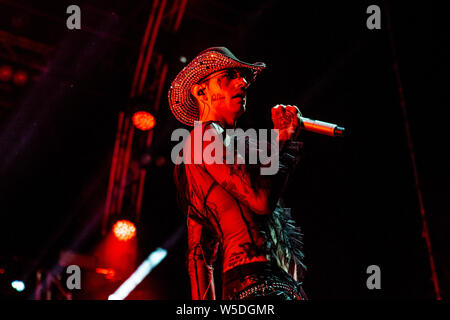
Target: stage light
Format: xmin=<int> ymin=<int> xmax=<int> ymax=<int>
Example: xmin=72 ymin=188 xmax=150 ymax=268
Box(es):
xmin=11 ymin=280 xmax=25 ymax=292
xmin=0 ymin=65 xmax=13 ymax=82
xmin=113 ymin=219 xmax=136 ymax=241
xmin=180 ymin=56 xmax=187 ymax=63
xmin=132 ymin=111 xmax=155 ymax=131
xmin=108 ymin=247 xmax=167 ymax=300
xmin=13 ymin=70 xmax=28 ymax=86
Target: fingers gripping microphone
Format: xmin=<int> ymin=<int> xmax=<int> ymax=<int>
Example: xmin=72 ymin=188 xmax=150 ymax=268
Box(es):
xmin=299 ymin=117 xmax=346 ymax=138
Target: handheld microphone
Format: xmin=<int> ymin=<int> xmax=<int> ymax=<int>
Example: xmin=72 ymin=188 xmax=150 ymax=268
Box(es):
xmin=299 ymin=117 xmax=346 ymax=138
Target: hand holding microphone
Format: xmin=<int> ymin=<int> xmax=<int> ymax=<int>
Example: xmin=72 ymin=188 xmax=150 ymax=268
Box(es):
xmin=271 ymin=104 xmax=302 ymax=144
xmin=271 ymin=104 xmax=346 ymax=139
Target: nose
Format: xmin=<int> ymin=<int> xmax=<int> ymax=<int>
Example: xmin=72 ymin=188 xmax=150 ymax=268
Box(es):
xmin=235 ymin=76 xmax=248 ymax=90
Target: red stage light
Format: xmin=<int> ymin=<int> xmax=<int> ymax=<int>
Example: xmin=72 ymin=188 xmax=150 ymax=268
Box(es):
xmin=132 ymin=111 xmax=155 ymax=131
xmin=113 ymin=220 xmax=136 ymax=241
xmin=0 ymin=65 xmax=13 ymax=82
xmin=13 ymin=70 xmax=28 ymax=86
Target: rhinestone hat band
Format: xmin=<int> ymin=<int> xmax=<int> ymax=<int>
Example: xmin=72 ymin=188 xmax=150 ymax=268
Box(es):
xmin=168 ymin=47 xmax=266 ymax=126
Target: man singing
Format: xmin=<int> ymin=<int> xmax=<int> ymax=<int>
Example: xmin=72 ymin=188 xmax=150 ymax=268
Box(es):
xmin=169 ymin=47 xmax=307 ymax=300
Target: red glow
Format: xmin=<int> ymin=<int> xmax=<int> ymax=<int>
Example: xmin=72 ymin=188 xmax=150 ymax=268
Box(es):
xmin=95 ymin=268 xmax=116 ymax=280
xmin=132 ymin=111 xmax=155 ymax=131
xmin=113 ymin=220 xmax=136 ymax=241
xmin=0 ymin=65 xmax=13 ymax=82
xmin=88 ymin=226 xmax=137 ymax=299
xmin=13 ymin=70 xmax=28 ymax=86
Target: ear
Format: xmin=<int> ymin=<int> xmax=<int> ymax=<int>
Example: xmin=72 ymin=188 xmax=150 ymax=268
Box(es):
xmin=191 ymin=83 xmax=208 ymax=102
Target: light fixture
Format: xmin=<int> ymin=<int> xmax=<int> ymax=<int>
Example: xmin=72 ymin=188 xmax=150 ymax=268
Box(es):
xmin=132 ymin=111 xmax=156 ymax=131
xmin=11 ymin=280 xmax=25 ymax=292
xmin=113 ymin=219 xmax=136 ymax=241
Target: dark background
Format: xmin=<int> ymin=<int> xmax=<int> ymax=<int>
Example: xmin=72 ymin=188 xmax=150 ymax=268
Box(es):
xmin=0 ymin=0 xmax=448 ymax=299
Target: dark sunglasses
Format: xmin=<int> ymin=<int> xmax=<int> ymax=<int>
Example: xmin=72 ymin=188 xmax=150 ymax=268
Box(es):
xmin=199 ymin=68 xmax=252 ymax=84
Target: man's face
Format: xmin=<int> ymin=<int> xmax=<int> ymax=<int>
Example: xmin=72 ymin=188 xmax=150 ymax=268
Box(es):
xmin=202 ymin=68 xmax=250 ymax=119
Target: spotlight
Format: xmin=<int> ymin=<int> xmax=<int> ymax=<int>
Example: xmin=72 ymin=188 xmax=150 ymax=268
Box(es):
xmin=113 ymin=219 xmax=136 ymax=241
xmin=108 ymin=247 xmax=167 ymax=300
xmin=132 ymin=111 xmax=155 ymax=131
xmin=11 ymin=280 xmax=25 ymax=292
xmin=0 ymin=65 xmax=13 ymax=82
xmin=180 ymin=56 xmax=187 ymax=63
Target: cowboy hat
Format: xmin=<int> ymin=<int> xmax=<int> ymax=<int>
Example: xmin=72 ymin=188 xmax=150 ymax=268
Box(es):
xmin=168 ymin=47 xmax=266 ymax=126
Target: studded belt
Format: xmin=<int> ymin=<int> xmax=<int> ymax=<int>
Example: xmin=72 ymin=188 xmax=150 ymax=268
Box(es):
xmin=235 ymin=280 xmax=304 ymax=300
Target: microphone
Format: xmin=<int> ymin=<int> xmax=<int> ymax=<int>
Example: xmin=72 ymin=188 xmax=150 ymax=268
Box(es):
xmin=299 ymin=117 xmax=346 ymax=138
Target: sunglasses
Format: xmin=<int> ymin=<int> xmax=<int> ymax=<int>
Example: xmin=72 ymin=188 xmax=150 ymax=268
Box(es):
xmin=199 ymin=68 xmax=252 ymax=84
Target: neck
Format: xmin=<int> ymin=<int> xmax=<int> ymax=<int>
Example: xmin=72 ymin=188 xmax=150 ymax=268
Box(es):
xmin=199 ymin=105 xmax=237 ymax=129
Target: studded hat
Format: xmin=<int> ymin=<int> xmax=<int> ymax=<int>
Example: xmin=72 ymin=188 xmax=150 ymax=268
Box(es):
xmin=168 ymin=47 xmax=266 ymax=126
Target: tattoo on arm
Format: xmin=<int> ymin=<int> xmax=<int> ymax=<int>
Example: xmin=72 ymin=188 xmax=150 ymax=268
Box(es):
xmin=220 ymin=180 xmax=249 ymax=204
xmin=239 ymin=242 xmax=260 ymax=259
xmin=273 ymin=111 xmax=294 ymax=129
xmin=202 ymin=125 xmax=276 ymax=214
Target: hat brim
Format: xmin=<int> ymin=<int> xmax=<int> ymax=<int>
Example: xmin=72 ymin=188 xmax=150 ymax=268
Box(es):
xmin=168 ymin=47 xmax=266 ymax=126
